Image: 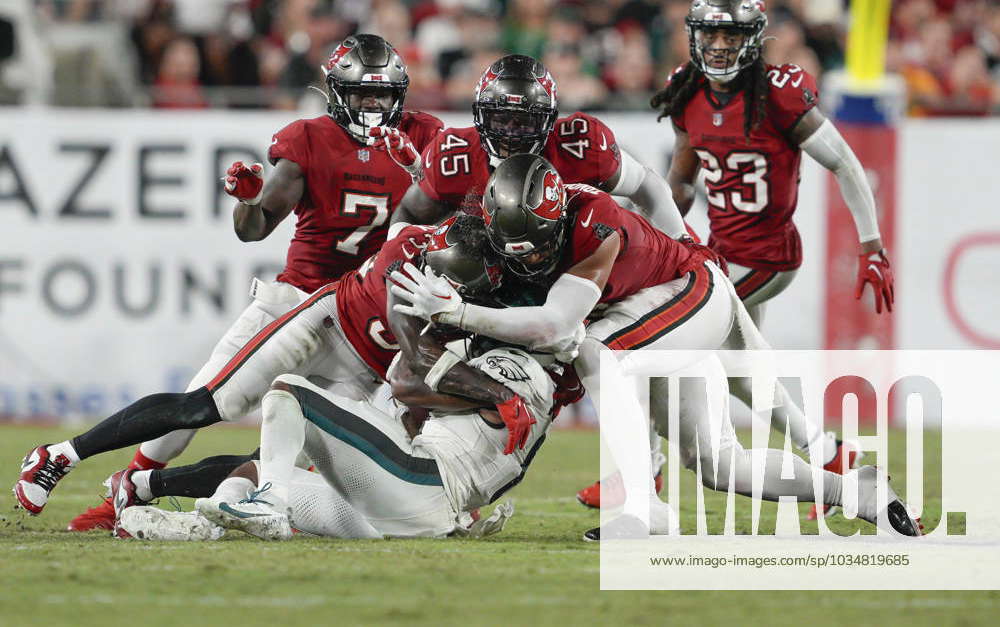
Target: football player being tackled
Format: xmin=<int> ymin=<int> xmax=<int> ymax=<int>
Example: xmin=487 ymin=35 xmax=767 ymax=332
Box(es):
xmin=395 ymin=52 xmax=699 ymax=507
xmin=390 ymin=154 xmax=920 ymax=539
xmin=16 ymin=35 xmax=443 ymax=531
xmin=18 ymin=217 xmax=551 ymax=542
xmin=582 ymin=0 xmax=896 ymax=518
xmin=116 ymin=228 xmax=583 ymax=541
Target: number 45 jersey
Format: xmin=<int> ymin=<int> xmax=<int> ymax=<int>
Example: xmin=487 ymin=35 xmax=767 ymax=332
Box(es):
xmin=268 ymin=112 xmax=443 ymax=293
xmin=418 ymin=112 xmax=621 ymax=216
xmin=672 ymin=64 xmax=819 ymax=272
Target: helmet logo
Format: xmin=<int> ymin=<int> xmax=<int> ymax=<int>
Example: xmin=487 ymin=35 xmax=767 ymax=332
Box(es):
xmin=326 ymin=42 xmax=354 ymax=70
xmin=531 ymin=170 xmax=564 ymax=221
xmin=535 ymin=71 xmax=557 ymax=106
xmin=505 ymin=94 xmax=525 ymax=104
xmin=362 ymin=73 xmax=389 ymax=83
xmin=755 ymin=1 xmax=767 ymax=11
xmin=475 ymin=68 xmax=499 ymax=98
xmin=706 ymin=11 xmax=733 ymax=21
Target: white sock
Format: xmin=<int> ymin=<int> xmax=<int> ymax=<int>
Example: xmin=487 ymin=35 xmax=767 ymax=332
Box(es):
xmin=215 ymin=476 xmax=255 ymax=503
xmin=259 ymin=389 xmax=307 ymax=507
xmin=578 ymin=342 xmax=651 ymax=525
xmin=48 ymin=441 xmax=80 ymax=466
xmin=131 ymin=470 xmax=153 ymax=501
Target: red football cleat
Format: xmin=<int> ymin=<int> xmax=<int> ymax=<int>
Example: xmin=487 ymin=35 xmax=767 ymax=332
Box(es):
xmin=106 ymin=469 xmax=149 ymax=519
xmin=13 ymin=445 xmax=74 ymax=515
xmin=808 ymin=438 xmax=862 ymax=521
xmin=576 ymin=471 xmax=664 ymax=510
xmin=67 ymin=498 xmax=116 ymax=531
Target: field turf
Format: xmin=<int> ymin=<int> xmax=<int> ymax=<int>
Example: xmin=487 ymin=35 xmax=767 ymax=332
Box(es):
xmin=1 ymin=424 xmax=996 ymax=626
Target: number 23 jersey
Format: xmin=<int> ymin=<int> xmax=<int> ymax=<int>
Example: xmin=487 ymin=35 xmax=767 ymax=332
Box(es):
xmin=673 ymin=64 xmax=819 ymax=271
xmin=268 ymin=112 xmax=443 ymax=293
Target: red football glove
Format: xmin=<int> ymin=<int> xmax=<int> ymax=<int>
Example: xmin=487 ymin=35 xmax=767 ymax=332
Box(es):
xmin=496 ymin=395 xmax=537 ymax=455
xmin=369 ymin=126 xmax=422 ymax=181
xmin=547 ymin=363 xmax=584 ymax=419
xmin=223 ymin=161 xmax=264 ymax=205
xmin=678 ymin=235 xmax=728 ymax=276
xmin=855 ymin=249 xmax=894 ymax=314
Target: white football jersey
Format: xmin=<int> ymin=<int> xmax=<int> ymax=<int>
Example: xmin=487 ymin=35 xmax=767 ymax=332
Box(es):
xmin=413 ymin=348 xmax=556 ymax=512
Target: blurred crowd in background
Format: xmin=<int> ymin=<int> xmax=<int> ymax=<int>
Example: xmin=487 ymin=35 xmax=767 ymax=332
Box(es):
xmin=1 ymin=0 xmax=999 ymax=115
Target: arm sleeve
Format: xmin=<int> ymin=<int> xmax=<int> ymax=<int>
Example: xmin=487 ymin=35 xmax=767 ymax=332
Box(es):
xmin=610 ymin=148 xmax=688 ymax=238
xmin=799 ymin=119 xmax=881 ymax=243
xmin=447 ymin=273 xmax=601 ymax=352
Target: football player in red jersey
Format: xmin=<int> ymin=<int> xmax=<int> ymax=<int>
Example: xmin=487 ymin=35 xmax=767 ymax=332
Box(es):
xmin=393 ymin=54 xmax=696 ymax=246
xmin=390 ymin=154 xmax=921 ymax=539
xmin=393 ymin=53 xmax=712 ymax=510
xmin=14 ymin=217 xmax=544 ymax=529
xmin=56 ymin=34 xmax=443 ymax=531
xmin=646 ymin=0 xmax=895 ymax=518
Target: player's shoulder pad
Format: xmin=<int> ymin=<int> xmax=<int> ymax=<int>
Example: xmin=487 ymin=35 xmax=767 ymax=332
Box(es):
xmin=665 ymin=63 xmax=688 ymax=87
xmin=424 ymin=126 xmax=480 ymax=156
xmin=556 ymin=110 xmax=607 ymax=130
xmin=400 ymin=111 xmax=445 ymax=150
xmin=269 ymin=117 xmax=322 ymax=165
xmin=765 ymin=63 xmax=819 ymax=107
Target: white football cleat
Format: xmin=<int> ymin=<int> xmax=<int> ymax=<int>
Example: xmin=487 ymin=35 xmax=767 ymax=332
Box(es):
xmin=115 ymin=506 xmax=224 ymax=541
xmin=649 ymin=496 xmax=680 ymax=536
xmin=195 ymin=483 xmax=291 ymax=541
xmin=850 ymin=465 xmax=921 ymax=537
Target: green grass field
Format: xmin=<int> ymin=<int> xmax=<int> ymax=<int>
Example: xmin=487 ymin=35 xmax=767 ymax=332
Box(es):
xmin=1 ymin=425 xmax=996 ymax=626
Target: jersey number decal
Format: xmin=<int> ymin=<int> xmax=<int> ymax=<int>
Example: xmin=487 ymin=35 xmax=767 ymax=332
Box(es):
xmin=767 ymin=64 xmax=803 ymax=89
xmin=367 ymin=318 xmax=399 ymax=351
xmin=558 ymin=118 xmax=590 ymax=160
xmin=438 ymin=134 xmax=471 ymax=177
xmin=336 ymin=192 xmax=390 ymax=255
xmin=694 ymin=149 xmax=769 ymax=214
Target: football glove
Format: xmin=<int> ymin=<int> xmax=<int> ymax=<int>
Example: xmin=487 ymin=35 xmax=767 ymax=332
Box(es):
xmin=855 ymin=249 xmax=894 ymax=314
xmin=369 ymin=126 xmax=423 ymax=182
xmin=223 ymin=161 xmax=264 ymax=205
xmin=678 ymin=234 xmax=728 ymax=275
xmin=390 ymin=263 xmax=464 ymax=324
xmin=496 ymin=395 xmax=537 ymax=455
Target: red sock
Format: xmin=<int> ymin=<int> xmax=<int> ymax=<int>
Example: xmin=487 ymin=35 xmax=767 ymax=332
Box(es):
xmin=128 ymin=449 xmax=167 ymax=471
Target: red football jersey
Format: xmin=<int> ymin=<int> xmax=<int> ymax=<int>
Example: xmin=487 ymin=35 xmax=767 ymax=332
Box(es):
xmin=673 ymin=64 xmax=819 ymax=271
xmin=555 ymin=185 xmax=693 ymax=304
xmin=268 ymin=111 xmax=443 ymax=292
xmin=335 ymin=224 xmax=438 ymax=379
xmin=418 ymin=112 xmax=621 ymax=215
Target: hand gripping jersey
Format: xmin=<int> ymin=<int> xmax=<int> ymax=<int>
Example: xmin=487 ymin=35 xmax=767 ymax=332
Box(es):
xmin=553 ymin=185 xmax=695 ymax=305
xmin=418 ymin=112 xmax=621 ymax=215
xmin=413 ymin=348 xmax=557 ymax=512
xmin=269 ymin=111 xmax=443 ymax=292
xmin=335 ymin=224 xmax=438 ymax=380
xmin=672 ymin=64 xmax=820 ymax=271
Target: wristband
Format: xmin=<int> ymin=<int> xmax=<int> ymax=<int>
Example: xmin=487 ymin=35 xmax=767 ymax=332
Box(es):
xmin=423 ymin=350 xmax=463 ymax=392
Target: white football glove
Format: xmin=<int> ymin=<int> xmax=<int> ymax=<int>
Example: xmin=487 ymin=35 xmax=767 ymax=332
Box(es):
xmin=390 ymin=262 xmax=465 ymax=324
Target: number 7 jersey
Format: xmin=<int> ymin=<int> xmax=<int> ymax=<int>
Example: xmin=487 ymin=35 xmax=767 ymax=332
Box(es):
xmin=672 ymin=64 xmax=819 ymax=271
xmin=418 ymin=112 xmax=621 ymax=216
xmin=268 ymin=112 xmax=443 ymax=293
